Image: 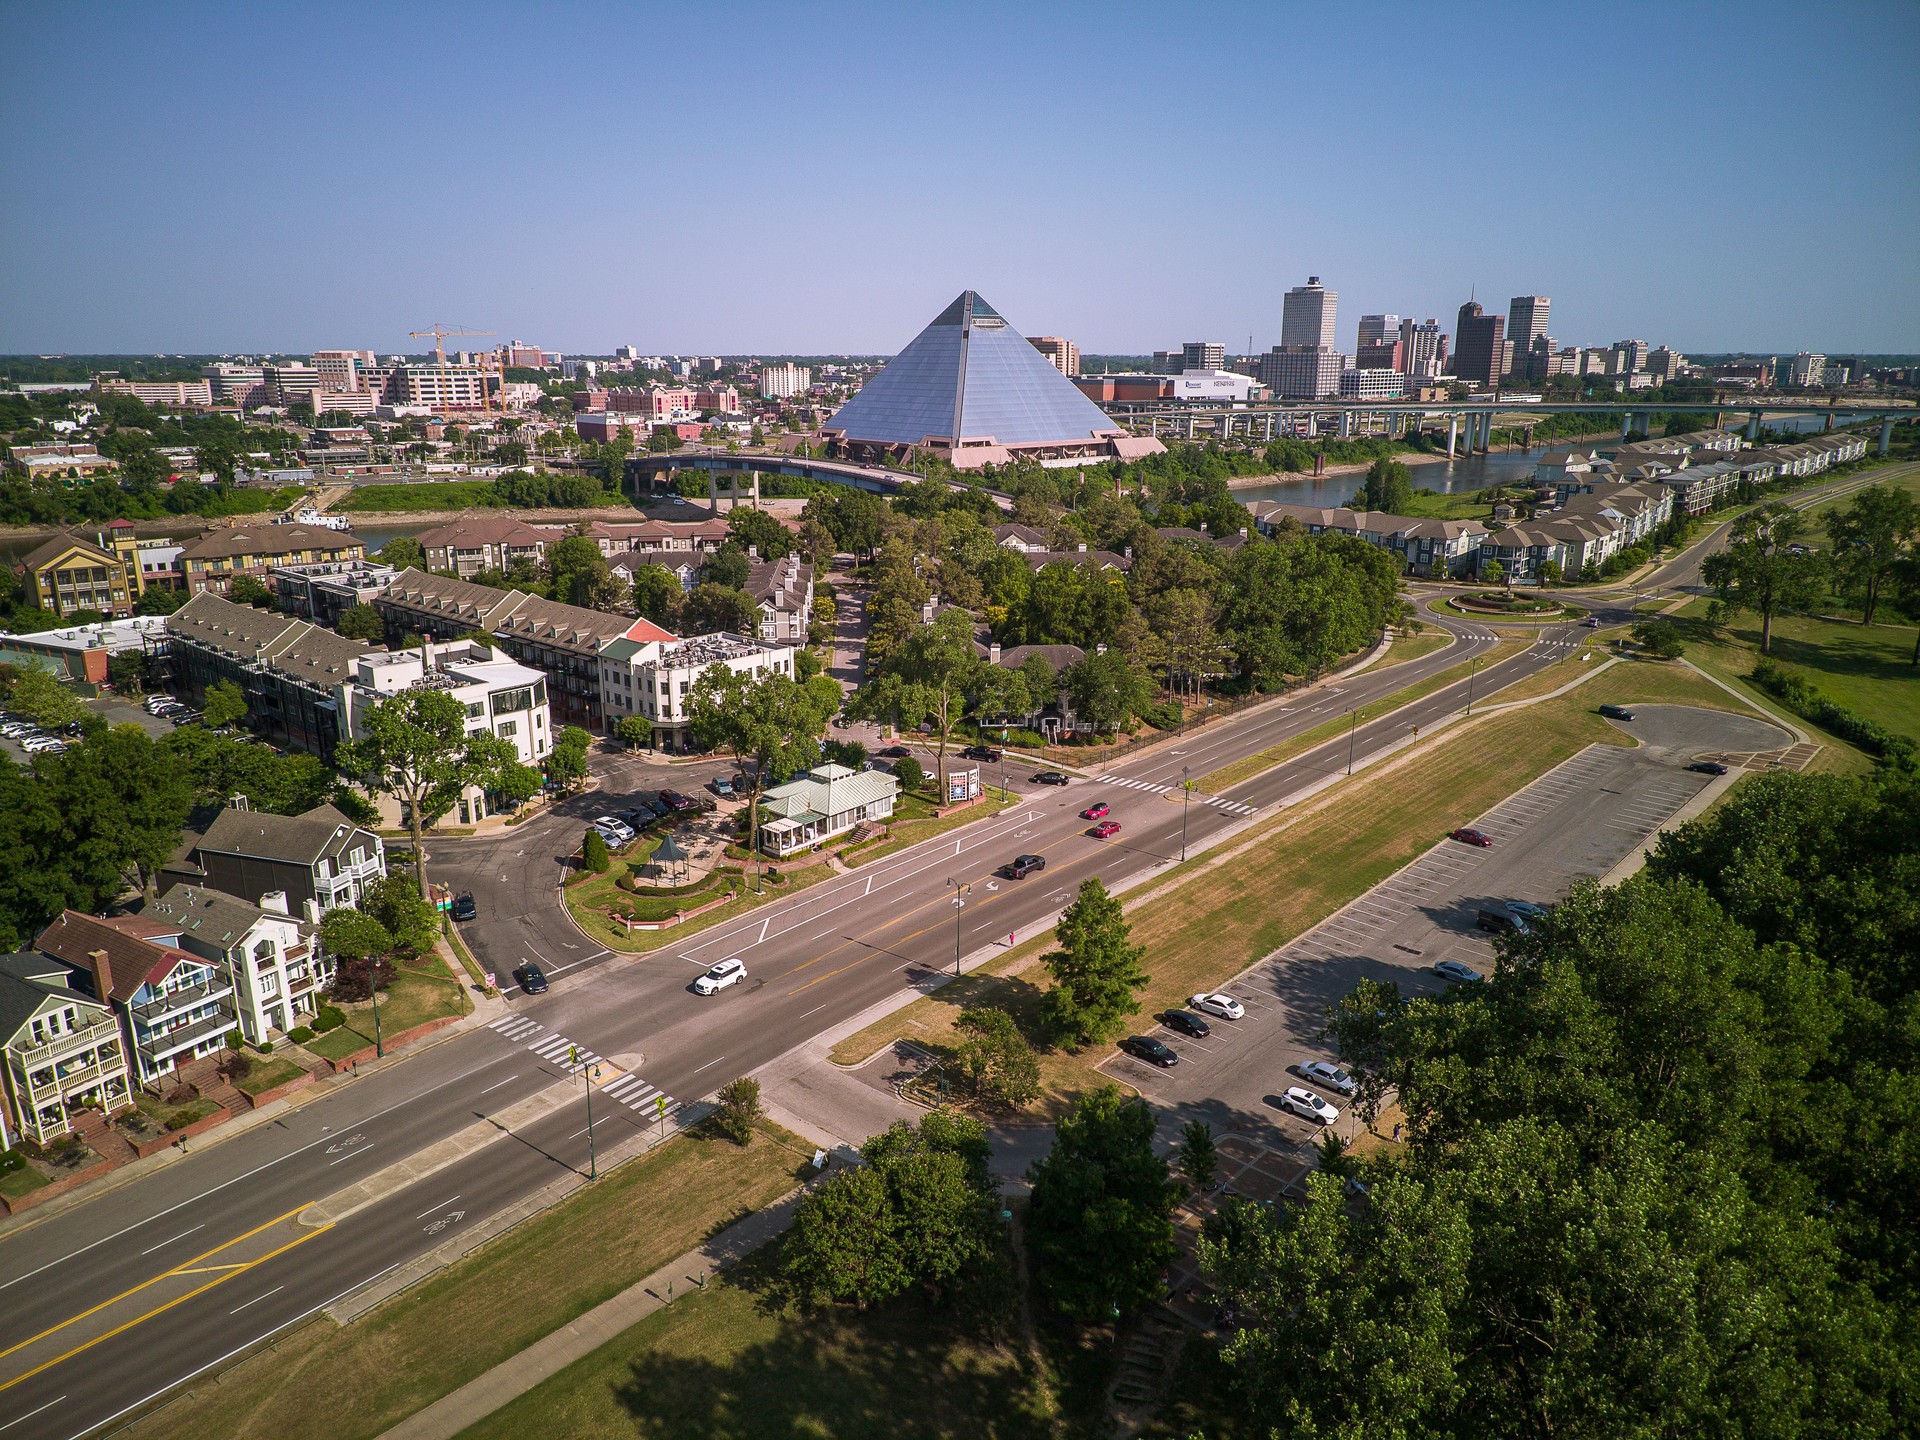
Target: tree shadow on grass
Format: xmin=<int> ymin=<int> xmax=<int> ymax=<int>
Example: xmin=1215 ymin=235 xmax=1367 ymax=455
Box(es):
xmin=611 ymin=1249 xmax=1052 ymax=1440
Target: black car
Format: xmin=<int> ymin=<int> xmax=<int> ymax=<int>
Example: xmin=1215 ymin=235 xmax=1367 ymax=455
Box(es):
xmin=1120 ymin=1035 xmax=1179 ymax=1068
xmin=1160 ymin=1008 xmax=1212 ymax=1039
xmin=1475 ymin=908 xmax=1520 ymax=935
xmin=513 ymin=963 xmax=548 ymax=995
xmin=1686 ymin=760 xmax=1730 ymax=776
xmin=878 ymin=744 xmax=911 ymax=759
xmin=999 ymin=854 xmax=1046 ymax=879
xmin=1031 ymin=771 xmax=1070 ymax=786
xmin=617 ymin=806 xmax=658 ymax=828
xmin=961 ymin=744 xmax=1003 ymax=762
xmin=451 ymin=893 xmax=477 ymax=922
xmin=1599 ymin=704 xmax=1635 ymax=721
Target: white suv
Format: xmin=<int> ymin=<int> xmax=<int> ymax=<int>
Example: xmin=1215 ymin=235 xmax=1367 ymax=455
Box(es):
xmin=693 ymin=958 xmax=746 ymax=995
xmin=590 ymin=816 xmax=636 ymax=846
xmin=1277 ymin=1086 xmax=1340 ymax=1126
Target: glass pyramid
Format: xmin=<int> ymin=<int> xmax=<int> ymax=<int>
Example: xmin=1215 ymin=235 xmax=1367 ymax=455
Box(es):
xmin=824 ymin=291 xmax=1123 ymax=450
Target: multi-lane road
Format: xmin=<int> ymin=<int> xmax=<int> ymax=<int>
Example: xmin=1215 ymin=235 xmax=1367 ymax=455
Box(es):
xmin=0 ymin=461 xmax=1898 ymax=1438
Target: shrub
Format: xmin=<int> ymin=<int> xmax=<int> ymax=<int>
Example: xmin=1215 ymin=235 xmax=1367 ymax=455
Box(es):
xmin=217 ymin=1051 xmax=253 ymax=1082
xmin=1748 ymin=660 xmax=1917 ymax=768
xmin=894 ymin=756 xmax=924 ymax=792
xmin=287 ymin=1026 xmax=315 ymax=1044
xmin=165 ymin=1113 xmax=196 ymax=1131
xmin=330 ymin=955 xmax=396 ymax=1003
xmin=1633 ymin=618 xmax=1685 ymax=660
xmin=257 ymin=1040 xmax=273 ymax=1054
xmin=582 ymin=829 xmax=612 ymax=874
xmin=312 ymin=1004 xmax=346 ymax=1033
xmin=164 ymin=1084 xmax=196 ymax=1106
xmin=1139 ymin=699 xmax=1185 ymax=731
xmin=226 ymin=1030 xmax=244 ymax=1051
xmin=712 ymin=1076 xmax=762 ymax=1145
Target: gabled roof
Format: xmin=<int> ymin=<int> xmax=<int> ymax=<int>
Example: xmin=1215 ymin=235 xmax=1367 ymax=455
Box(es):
xmin=168 ymin=592 xmax=374 ymax=689
xmin=195 ymin=802 xmax=377 ymax=869
xmin=178 ymin=524 xmax=364 ymax=562
xmin=0 ymin=953 xmax=101 ymax=1047
xmin=824 ymin=291 xmax=1128 ymax=449
xmin=144 ymin=887 xmax=281 ymax=949
xmin=17 ymin=530 xmax=120 ymax=572
xmin=416 ymin=516 xmax=552 ymax=549
xmin=34 ymin=911 xmax=202 ymax=1001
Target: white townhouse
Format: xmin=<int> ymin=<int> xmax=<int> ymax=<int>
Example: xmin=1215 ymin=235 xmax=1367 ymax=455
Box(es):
xmin=0 ymin=951 xmax=132 ymax=1147
xmin=598 ymin=627 xmax=797 ymax=752
xmin=144 ymin=887 xmax=328 ymax=1046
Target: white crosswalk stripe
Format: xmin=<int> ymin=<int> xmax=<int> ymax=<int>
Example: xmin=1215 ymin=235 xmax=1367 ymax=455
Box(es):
xmin=599 ymin=1071 xmax=680 ymax=1114
xmin=489 ymin=1016 xmax=542 ymax=1041
xmin=1099 ymin=773 xmax=1254 ymax=816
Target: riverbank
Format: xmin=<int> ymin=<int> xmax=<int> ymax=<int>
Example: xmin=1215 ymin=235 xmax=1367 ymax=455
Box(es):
xmin=1223 ymin=428 xmax=1621 ymax=495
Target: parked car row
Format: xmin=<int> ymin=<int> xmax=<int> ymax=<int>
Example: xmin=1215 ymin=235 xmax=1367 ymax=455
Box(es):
xmin=144 ymin=693 xmax=202 ymax=726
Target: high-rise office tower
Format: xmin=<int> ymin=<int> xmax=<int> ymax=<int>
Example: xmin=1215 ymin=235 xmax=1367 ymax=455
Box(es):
xmin=1452 ymin=302 xmax=1505 ymax=387
xmin=1029 ymin=336 xmax=1081 ymax=377
xmin=1281 ymin=277 xmax=1337 ymax=350
xmin=1356 ymin=314 xmax=1401 ymax=349
xmin=1397 ymin=318 xmax=1445 ymax=379
xmin=1181 ymin=341 xmax=1225 ymax=373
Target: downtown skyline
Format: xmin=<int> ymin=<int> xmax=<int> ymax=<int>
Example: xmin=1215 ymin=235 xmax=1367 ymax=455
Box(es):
xmin=2 ymin=1 xmax=1917 ymax=356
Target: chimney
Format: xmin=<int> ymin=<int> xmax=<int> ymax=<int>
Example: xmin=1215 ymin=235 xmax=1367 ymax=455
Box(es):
xmin=259 ymin=891 xmax=289 ymax=915
xmin=1238 ymin=527 xmax=1248 ymax=538
xmin=87 ymin=946 xmax=115 ymax=1003
xmin=229 ymin=794 xmax=249 ymax=811
xmin=1076 ymin=542 xmax=1087 ymax=553
xmin=989 ymin=643 xmax=1002 ymax=666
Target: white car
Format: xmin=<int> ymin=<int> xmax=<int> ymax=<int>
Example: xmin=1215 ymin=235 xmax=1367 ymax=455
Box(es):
xmin=1278 ymin=1086 xmax=1340 ymax=1125
xmin=144 ymin=695 xmax=176 ymax=714
xmin=1189 ymin=992 xmax=1245 ymax=1021
xmin=1 ymin=722 xmax=31 ymax=738
xmin=1298 ymin=1060 xmax=1357 ymax=1097
xmin=590 ymin=815 xmax=636 ymax=845
xmin=693 ymin=958 xmax=746 ymax=995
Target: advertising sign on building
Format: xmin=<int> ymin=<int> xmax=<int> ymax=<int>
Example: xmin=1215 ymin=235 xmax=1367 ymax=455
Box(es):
xmin=947 ymin=766 xmax=981 ymax=803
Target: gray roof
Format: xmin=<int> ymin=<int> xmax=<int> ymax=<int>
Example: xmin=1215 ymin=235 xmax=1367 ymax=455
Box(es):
xmin=168 ymin=592 xmax=375 ymax=690
xmin=144 ymin=886 xmax=275 ymax=949
xmin=196 ymin=802 xmax=378 ymax=869
xmin=824 ymin=291 xmax=1126 ymax=448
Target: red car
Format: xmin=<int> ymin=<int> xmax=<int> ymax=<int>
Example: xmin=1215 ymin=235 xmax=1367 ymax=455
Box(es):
xmin=1449 ymin=827 xmax=1493 ymax=847
xmin=1080 ymin=802 xmax=1111 ymax=820
xmin=1089 ymin=819 xmax=1122 ymax=839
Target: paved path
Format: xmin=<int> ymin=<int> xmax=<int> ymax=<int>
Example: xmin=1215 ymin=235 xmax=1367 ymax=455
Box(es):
xmin=376 ymin=1178 xmax=820 ymax=1440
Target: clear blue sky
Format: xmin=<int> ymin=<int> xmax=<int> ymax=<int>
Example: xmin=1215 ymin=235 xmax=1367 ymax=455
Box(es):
xmin=3 ymin=1 xmax=1915 ymax=357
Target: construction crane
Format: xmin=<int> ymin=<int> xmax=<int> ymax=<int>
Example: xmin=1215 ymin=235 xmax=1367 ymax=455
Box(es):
xmin=408 ymin=324 xmax=498 ymax=414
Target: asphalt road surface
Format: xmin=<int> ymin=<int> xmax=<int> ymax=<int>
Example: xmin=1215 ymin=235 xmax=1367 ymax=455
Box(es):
xmin=0 ymin=490 xmax=1847 ymax=1439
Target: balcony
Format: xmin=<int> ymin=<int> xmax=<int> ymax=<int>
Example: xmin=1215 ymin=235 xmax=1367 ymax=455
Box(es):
xmin=17 ymin=1018 xmax=123 ymax=1069
xmin=143 ymin=1011 xmax=239 ymax=1064
xmin=133 ymin=978 xmax=235 ymax=1025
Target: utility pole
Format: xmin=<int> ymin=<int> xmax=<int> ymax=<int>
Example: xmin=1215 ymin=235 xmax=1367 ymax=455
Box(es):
xmin=1346 ymin=707 xmax=1358 ymax=776
xmin=1465 ymin=656 xmax=1479 ymax=716
xmin=371 ymin=961 xmax=385 ymax=1059
xmin=1180 ymin=764 xmax=1192 ymax=862
xmin=948 ymin=878 xmax=969 ymax=975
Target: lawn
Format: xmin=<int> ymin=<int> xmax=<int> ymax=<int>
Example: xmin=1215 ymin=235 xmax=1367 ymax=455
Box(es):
xmin=304 ymin=951 xmax=471 ymax=1061
xmin=455 ymin=1249 xmax=1052 ymax=1440
xmin=1194 ymin=638 xmax=1531 ymax=794
xmin=833 ymin=659 xmax=1759 ymax=1112
xmin=0 ymin=1152 xmax=50 ymax=1201
xmin=1670 ymin=598 xmax=1920 ymax=746
xmin=125 ymin=1122 xmax=812 ymax=1440
xmin=232 ymin=1056 xmax=306 ymax=1096
xmin=135 ymin=1092 xmax=220 ymax=1128
xmin=1369 ymin=627 xmax=1454 ymax=671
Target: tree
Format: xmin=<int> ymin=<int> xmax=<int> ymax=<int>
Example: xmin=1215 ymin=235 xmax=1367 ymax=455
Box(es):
xmin=106 ymin=650 xmax=147 ymax=695
xmin=319 ymin=907 xmax=397 ymax=1001
xmin=5 ymin=666 xmax=84 ymax=728
xmin=1703 ymin=503 xmax=1826 ymax=655
xmin=689 ymin=665 xmax=841 ymax=853
xmin=784 ymin=1164 xmax=910 ymax=1307
xmin=546 ymin=534 xmax=615 ymax=609
xmin=893 ymin=755 xmax=924 ymax=793
xmin=845 ymin=607 xmax=981 ymax=798
xmin=712 ymin=1076 xmax=762 ymax=1145
xmin=581 ymin=827 xmax=611 ymax=873
xmin=615 ymin=714 xmax=653 ymax=750
xmin=1041 ymin=878 xmax=1148 ymax=1046
xmin=227 ymin=575 xmax=274 ymax=608
xmin=627 ymin=563 xmax=683 ymax=627
xmin=1360 ymin=456 xmax=1416 ymax=513
xmin=725 ymin=506 xmax=793 ymax=560
xmin=201 ymin=680 xmax=248 ymax=731
xmin=1538 ymin=558 xmax=1563 ymax=588
xmin=377 ymin=536 xmax=425 ymax=571
xmin=1481 ymin=558 xmax=1506 ymax=592
xmin=1061 ymin=649 xmax=1153 ymax=735
xmin=335 ymin=688 xmax=517 ymax=900
xmin=953 ymin=1006 xmax=1041 ymax=1109
xmin=698 ymin=546 xmax=752 ymax=591
xmin=684 ymin=582 xmax=757 ymax=635
xmin=1633 ymin=617 xmax=1685 ymax=659
xmin=1178 ymin=1119 xmax=1217 ymax=1193
xmin=133 ymin=585 xmax=187 ymax=616
xmin=1825 ymin=483 xmax=1918 ymax=624
xmin=546 ymin=724 xmax=592 ymax=792
xmin=1026 ymin=1086 xmax=1179 ymax=1319
xmin=360 ymin=872 xmax=440 ymax=956
xmin=336 ymin=603 xmax=387 ymax=642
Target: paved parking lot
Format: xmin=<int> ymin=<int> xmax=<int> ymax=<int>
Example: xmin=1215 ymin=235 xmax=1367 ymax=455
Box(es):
xmin=1102 ymin=705 xmax=1792 ymax=1154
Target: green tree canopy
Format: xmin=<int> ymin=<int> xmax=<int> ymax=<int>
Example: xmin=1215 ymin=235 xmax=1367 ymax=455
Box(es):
xmin=845 ymin=606 xmax=981 ymax=795
xmin=1041 ymin=877 xmax=1149 ymax=1047
xmin=335 ymin=603 xmax=387 ymax=642
xmin=725 ymin=505 xmax=794 ymax=560
xmin=1703 ymin=502 xmax=1825 ymax=654
xmin=201 ymin=680 xmax=248 ymax=730
xmin=1825 ymin=482 xmax=1919 ymax=624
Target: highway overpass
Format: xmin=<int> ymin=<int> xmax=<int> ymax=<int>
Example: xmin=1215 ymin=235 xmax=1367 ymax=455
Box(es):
xmin=625 ymin=449 xmax=1015 ymax=511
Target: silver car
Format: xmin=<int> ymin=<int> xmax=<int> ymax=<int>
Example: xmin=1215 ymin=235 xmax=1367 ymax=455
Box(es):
xmin=1298 ymin=1060 xmax=1357 ymax=1097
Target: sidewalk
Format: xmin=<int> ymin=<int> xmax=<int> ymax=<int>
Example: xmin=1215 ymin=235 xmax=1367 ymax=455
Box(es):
xmin=375 ymin=1176 xmax=823 ymax=1440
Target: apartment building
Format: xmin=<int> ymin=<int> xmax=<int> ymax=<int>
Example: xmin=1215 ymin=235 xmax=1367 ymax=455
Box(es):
xmin=270 ymin=559 xmax=395 ymax=627
xmin=597 ymin=627 xmax=796 ymax=752
xmin=177 ymin=524 xmax=366 ymax=598
xmin=96 ymin=378 xmax=215 ymax=408
xmin=1027 ymin=338 xmax=1080 ymax=377
xmin=744 ymin=555 xmax=813 ymax=644
xmin=14 ymin=531 xmax=135 ymax=618
xmin=166 ymin=801 xmax=387 ymax=922
xmin=758 ymin=364 xmax=813 ymax=399
xmin=142 ymin=888 xmax=324 ymax=1046
xmin=0 ymin=951 xmax=131 ymax=1148
xmin=606 ymin=549 xmax=697 ymax=592
xmin=339 ymin=639 xmax=553 ymax=822
xmin=164 ymin=592 xmax=376 ymax=757
xmin=417 ymin=516 xmax=551 ymax=578
xmin=1247 ymin=501 xmax=1488 ymax=578
xmin=37 ymin=911 xmax=239 ymax=1084
xmin=575 ymin=517 xmax=732 ymax=560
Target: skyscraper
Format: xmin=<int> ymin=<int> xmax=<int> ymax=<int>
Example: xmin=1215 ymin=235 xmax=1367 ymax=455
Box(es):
xmin=1397 ymin=318 xmax=1445 ymax=379
xmin=1281 ymin=277 xmax=1337 ymax=350
xmin=1505 ymin=297 xmax=1550 ymax=378
xmin=1357 ymin=314 xmax=1401 ymax=349
xmin=1181 ymin=341 xmax=1226 ymax=374
xmin=1028 ymin=336 xmax=1081 ymax=377
xmin=1452 ymin=302 xmax=1505 ymax=388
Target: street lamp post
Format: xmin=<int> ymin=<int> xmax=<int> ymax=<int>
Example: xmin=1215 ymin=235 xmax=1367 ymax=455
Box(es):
xmin=1345 ymin=707 xmax=1358 ymax=776
xmin=371 ymin=960 xmax=385 ymax=1059
xmin=948 ymin=877 xmax=969 ymax=976
xmin=1465 ymin=656 xmax=1479 ymax=716
xmin=571 ymin=1046 xmax=598 ymax=1180
xmin=1180 ymin=764 xmax=1192 ymax=863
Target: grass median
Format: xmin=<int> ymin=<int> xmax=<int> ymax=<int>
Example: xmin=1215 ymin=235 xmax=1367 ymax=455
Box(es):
xmin=833 ymin=659 xmax=1768 ymax=1111
xmin=1193 ymin=637 xmax=1530 ymax=794
xmin=124 ymin=1120 xmax=812 ymax=1440
xmin=304 ymin=952 xmax=471 ymax=1062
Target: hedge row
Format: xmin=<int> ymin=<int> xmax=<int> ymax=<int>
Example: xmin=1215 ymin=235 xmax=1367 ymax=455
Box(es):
xmin=1748 ymin=660 xmax=1916 ymax=768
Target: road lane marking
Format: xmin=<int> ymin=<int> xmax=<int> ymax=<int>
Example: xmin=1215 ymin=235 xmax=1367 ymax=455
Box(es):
xmin=477 ymin=1076 xmax=518 ymax=1096
xmin=414 ymin=1195 xmax=461 ymax=1219
xmin=137 ymin=1225 xmax=204 ymax=1256
xmin=691 ymin=1057 xmax=727 ymax=1073
xmin=0 ymin=1395 xmax=64 ymax=1431
xmin=227 ymin=1286 xmax=284 ymax=1315
xmin=326 ymin=1143 xmax=375 ymax=1165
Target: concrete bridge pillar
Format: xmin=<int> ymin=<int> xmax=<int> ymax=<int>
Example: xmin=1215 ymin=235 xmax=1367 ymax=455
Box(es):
xmin=1264 ymin=413 xmax=1275 ymax=441
xmin=1824 ymin=411 xmax=1835 ymax=431
xmin=1447 ymin=415 xmax=1459 ymax=458
xmin=1621 ymin=411 xmax=1634 ymax=440
xmin=1746 ymin=411 xmax=1762 ymax=442
xmin=1340 ymin=410 xmax=1354 ymax=439
xmin=1880 ymin=417 xmax=1895 ymax=455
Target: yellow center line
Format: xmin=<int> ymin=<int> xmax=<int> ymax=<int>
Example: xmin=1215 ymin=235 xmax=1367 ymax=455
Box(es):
xmin=0 ymin=1223 xmax=333 ymax=1393
xmin=168 ymin=1262 xmax=254 ymax=1275
xmin=0 ymin=1200 xmax=316 ymax=1366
